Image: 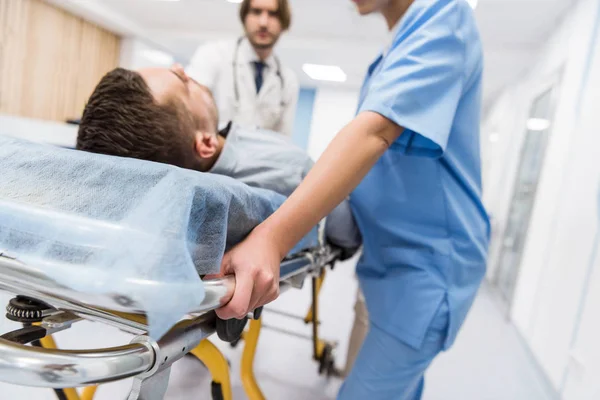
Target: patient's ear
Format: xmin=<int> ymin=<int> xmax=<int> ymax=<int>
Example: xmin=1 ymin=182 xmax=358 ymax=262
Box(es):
xmin=194 ymin=132 xmax=219 ymax=159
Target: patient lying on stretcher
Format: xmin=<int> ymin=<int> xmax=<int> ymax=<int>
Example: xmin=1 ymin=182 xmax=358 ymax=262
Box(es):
xmin=76 ymin=65 xmax=361 ymax=252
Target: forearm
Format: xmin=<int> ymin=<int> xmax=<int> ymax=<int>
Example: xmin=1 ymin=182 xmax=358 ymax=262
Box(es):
xmin=259 ymin=111 xmax=403 ymax=258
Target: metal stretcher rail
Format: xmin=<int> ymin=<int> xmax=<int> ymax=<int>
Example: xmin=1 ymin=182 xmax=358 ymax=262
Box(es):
xmin=0 ymin=245 xmax=339 ymax=390
xmin=0 ymin=255 xmax=233 ymax=327
xmin=0 ymin=252 xmax=322 ymax=330
xmin=0 ymin=339 xmax=154 ymax=387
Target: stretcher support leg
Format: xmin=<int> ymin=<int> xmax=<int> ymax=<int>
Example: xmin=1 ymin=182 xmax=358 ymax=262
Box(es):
xmin=304 ymin=269 xmax=326 ymax=324
xmin=306 ymin=269 xmax=337 ymax=376
xmin=312 ymin=275 xmax=321 ymax=359
xmin=80 ymin=386 xmax=98 ymax=400
xmin=189 ymin=339 xmax=233 ymax=400
xmin=241 ymin=318 xmax=265 ymax=400
xmin=306 ymin=269 xmax=328 ymax=361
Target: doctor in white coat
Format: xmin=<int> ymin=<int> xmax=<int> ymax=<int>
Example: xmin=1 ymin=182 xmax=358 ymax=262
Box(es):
xmin=186 ymin=0 xmax=299 ymax=137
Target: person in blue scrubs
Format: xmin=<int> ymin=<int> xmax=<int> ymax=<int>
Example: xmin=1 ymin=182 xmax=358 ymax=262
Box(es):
xmin=215 ymin=0 xmax=490 ymax=398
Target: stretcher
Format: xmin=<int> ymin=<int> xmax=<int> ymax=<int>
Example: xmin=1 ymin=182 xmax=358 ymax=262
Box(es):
xmin=0 ymin=233 xmax=345 ymax=400
xmin=0 ymin=134 xmax=354 ymax=399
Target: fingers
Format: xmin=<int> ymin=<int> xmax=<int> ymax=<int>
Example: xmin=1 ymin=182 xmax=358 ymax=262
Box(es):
xmin=203 ymin=253 xmax=232 ymax=280
xmin=214 ymin=237 xmax=282 ymax=320
xmin=215 ymin=262 xmax=280 ymax=320
xmin=216 ymin=269 xmax=254 ymax=320
xmin=250 ymin=267 xmax=279 ymax=311
xmin=203 ymin=272 xmax=224 ymax=280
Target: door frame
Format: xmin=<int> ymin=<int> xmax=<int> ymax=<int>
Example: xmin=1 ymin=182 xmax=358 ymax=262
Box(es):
xmin=491 ymin=68 xmax=564 ymax=315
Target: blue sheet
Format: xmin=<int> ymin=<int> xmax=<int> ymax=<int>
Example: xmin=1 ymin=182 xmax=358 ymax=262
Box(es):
xmin=0 ymin=135 xmax=318 ymax=338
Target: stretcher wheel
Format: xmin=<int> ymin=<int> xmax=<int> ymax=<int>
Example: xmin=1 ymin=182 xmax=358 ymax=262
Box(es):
xmin=6 ymin=296 xmax=53 ymax=323
xmin=339 ymin=245 xmax=361 ymax=262
xmin=318 ymin=343 xmax=336 ymax=377
xmin=216 ymin=316 xmax=248 ymax=343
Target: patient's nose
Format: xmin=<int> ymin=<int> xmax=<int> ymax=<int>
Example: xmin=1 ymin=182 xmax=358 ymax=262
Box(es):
xmin=171 ymin=64 xmax=189 ymax=82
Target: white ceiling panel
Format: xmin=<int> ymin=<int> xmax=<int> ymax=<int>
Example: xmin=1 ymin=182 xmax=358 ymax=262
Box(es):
xmin=47 ymin=0 xmax=575 ymax=110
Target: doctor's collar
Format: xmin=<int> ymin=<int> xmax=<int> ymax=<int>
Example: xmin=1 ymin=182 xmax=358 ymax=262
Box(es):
xmin=239 ymin=37 xmax=277 ymax=69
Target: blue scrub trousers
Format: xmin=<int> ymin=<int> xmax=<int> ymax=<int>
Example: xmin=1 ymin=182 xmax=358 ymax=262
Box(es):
xmin=337 ymin=299 xmax=449 ymax=400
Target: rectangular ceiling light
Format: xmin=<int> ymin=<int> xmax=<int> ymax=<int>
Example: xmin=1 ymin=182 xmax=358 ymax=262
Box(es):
xmin=303 ymin=64 xmax=347 ymax=82
xmin=226 ymin=0 xmax=243 ymax=3
xmin=527 ymin=118 xmax=551 ymax=131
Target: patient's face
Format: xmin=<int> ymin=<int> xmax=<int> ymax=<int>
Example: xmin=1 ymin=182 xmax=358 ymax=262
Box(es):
xmin=138 ymin=65 xmax=218 ymax=135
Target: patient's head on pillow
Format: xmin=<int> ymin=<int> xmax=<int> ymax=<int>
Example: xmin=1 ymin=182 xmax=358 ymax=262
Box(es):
xmin=77 ymin=66 xmax=223 ymax=171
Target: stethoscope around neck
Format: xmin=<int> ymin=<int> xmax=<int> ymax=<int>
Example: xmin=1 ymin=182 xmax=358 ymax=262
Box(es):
xmin=232 ymin=37 xmax=286 ymax=110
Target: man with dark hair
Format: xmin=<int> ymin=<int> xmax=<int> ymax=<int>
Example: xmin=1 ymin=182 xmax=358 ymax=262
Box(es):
xmin=185 ymin=0 xmax=298 ymax=136
xmin=77 ymin=65 xmax=360 ymax=248
xmin=78 ymin=67 xmax=201 ymax=169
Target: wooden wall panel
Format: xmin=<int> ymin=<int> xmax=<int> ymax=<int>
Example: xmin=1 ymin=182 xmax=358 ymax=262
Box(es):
xmin=0 ymin=0 xmax=120 ymax=122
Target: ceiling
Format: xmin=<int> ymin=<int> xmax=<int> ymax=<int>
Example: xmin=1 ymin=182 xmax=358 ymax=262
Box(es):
xmin=47 ymin=0 xmax=574 ymax=112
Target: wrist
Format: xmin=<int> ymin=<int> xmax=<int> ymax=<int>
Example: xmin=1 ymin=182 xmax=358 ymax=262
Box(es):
xmin=254 ymin=217 xmax=289 ymax=260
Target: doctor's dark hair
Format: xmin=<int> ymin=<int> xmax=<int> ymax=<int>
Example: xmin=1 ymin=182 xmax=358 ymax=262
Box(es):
xmin=239 ymin=0 xmax=291 ymax=30
xmin=77 ymin=68 xmax=197 ymax=169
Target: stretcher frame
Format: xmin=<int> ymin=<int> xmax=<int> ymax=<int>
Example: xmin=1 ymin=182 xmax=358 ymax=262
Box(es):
xmin=0 ymin=236 xmax=342 ymax=400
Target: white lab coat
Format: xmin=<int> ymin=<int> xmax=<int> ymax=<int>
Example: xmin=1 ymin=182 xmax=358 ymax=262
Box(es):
xmin=186 ymin=37 xmax=299 ymax=137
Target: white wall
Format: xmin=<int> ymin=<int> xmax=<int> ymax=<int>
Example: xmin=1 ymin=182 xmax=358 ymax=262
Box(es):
xmin=560 ymin=36 xmax=600 ymax=397
xmin=119 ymin=38 xmax=175 ymax=70
xmin=0 ymin=115 xmax=77 ymax=147
xmin=482 ymin=0 xmax=600 ymax=395
xmin=307 ymin=88 xmax=359 ymax=161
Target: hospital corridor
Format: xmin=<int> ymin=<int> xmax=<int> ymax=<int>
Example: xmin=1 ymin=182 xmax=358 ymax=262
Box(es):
xmin=0 ymin=0 xmax=599 ymax=399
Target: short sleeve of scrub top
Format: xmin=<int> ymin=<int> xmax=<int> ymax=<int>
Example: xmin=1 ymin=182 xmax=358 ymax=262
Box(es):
xmin=359 ymin=0 xmax=466 ymax=158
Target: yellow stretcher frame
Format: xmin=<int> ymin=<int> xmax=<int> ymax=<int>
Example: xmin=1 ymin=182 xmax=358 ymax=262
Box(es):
xmin=240 ymin=319 xmax=265 ymax=400
xmin=306 ymin=269 xmax=329 ymax=362
xmin=190 ymin=339 xmax=233 ymax=400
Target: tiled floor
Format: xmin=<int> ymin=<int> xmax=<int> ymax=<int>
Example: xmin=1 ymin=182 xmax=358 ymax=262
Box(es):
xmin=0 ymin=257 xmax=556 ymax=399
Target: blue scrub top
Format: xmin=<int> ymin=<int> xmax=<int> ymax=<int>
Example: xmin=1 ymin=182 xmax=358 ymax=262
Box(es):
xmin=349 ymin=0 xmax=490 ymax=350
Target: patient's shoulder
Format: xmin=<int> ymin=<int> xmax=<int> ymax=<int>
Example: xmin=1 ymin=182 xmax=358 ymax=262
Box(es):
xmin=237 ymin=126 xmax=295 ymax=146
xmin=233 ymin=126 xmax=310 ymax=162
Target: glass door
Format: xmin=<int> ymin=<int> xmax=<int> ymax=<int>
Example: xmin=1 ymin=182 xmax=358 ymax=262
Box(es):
xmin=495 ymin=88 xmax=556 ymax=305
